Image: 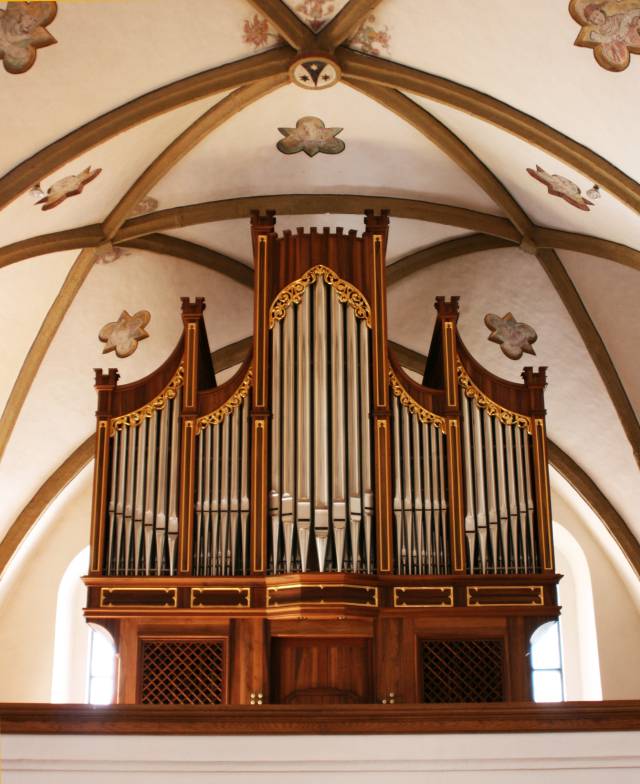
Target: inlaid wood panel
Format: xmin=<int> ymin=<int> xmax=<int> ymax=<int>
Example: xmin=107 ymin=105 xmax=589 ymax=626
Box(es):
xmin=271 ymin=637 xmax=372 ymax=705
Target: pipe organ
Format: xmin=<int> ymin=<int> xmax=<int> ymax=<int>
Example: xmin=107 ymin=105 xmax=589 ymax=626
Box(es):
xmin=85 ymin=211 xmax=560 ymax=707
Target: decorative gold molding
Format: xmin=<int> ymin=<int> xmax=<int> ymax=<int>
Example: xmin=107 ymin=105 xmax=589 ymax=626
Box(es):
xmin=110 ymin=365 xmax=184 ymax=435
xmin=196 ymin=370 xmax=252 ymax=433
xmin=457 ymin=361 xmax=532 ymax=433
xmin=389 ymin=369 xmax=446 ymax=432
xmin=269 ymin=264 xmax=372 ymax=328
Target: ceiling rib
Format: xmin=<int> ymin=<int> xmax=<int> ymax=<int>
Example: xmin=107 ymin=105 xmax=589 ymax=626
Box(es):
xmin=386 ymin=235 xmax=516 ymax=285
xmin=3 ymin=338 xmax=637 ymax=581
xmin=343 ymin=80 xmax=534 ymax=239
xmin=0 ymin=248 xmax=97 ymax=465
xmin=337 ymin=48 xmax=640 ymax=216
xmin=0 ymin=77 xmax=286 ymax=467
xmin=102 ymin=76 xmax=288 ymax=238
xmin=316 ymin=0 xmax=385 ymax=51
xmin=247 ymin=0 xmax=314 ymax=49
xmin=536 ymin=248 xmax=640 ymax=468
xmin=3 ymin=197 xmax=639 ymax=275
xmin=123 ymin=234 xmax=253 ymax=288
xmin=0 ymin=48 xmax=293 ymax=213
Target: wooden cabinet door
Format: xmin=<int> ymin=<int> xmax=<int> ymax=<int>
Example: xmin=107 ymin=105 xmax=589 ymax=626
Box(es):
xmin=271 ymin=637 xmax=372 ymax=704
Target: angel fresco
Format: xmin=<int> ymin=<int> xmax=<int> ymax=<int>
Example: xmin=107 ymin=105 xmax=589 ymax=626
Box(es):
xmin=0 ymin=2 xmax=57 ymax=74
xmin=570 ymin=0 xmax=640 ymax=71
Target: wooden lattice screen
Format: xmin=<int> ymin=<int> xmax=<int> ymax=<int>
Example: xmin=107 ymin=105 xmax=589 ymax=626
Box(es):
xmin=421 ymin=639 xmax=504 ymax=703
xmin=140 ymin=639 xmax=226 ymax=704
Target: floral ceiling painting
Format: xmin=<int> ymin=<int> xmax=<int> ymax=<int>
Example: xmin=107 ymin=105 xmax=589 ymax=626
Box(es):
xmin=99 ymin=310 xmax=151 ymax=358
xmin=526 ymin=165 xmax=594 ymax=211
xmin=570 ymin=0 xmax=640 ymax=71
xmin=242 ymin=6 xmax=390 ymax=56
xmin=277 ymin=116 xmax=345 ymax=156
xmin=484 ymin=313 xmax=538 ymax=360
xmin=0 ymin=1 xmax=57 ymax=74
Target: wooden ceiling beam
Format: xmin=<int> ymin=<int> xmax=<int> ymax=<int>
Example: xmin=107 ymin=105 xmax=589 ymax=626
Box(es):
xmin=344 ymin=79 xmax=535 ymax=239
xmin=338 ymin=48 xmax=640 ymax=215
xmin=316 ymin=0 xmax=385 ymax=51
xmin=247 ymin=0 xmax=314 ymax=50
xmin=533 ymin=228 xmax=640 ymax=271
xmin=0 ymin=48 xmax=293 ymax=213
xmin=536 ymin=248 xmax=640 ymax=468
xmin=4 ymin=197 xmax=640 ymax=275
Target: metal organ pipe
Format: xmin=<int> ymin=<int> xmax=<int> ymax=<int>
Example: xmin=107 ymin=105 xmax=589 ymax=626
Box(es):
xmin=266 ymin=280 xmax=375 ymax=575
xmin=345 ymin=307 xmax=362 ymax=572
xmin=313 ymin=280 xmax=330 ymax=571
xmin=458 ymin=384 xmax=539 ymax=575
xmin=330 ymin=291 xmax=347 ymax=573
xmin=389 ymin=379 xmax=450 ymax=576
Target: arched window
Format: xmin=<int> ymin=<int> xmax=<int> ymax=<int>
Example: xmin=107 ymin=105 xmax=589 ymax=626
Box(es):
xmin=51 ymin=546 xmax=116 ymax=704
xmin=87 ymin=628 xmax=116 ymax=704
xmin=530 ymin=620 xmax=564 ymax=702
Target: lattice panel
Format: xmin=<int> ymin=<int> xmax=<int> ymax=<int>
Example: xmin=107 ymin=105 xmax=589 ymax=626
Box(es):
xmin=140 ymin=639 xmax=225 ymax=704
xmin=422 ymin=639 xmax=504 ymax=703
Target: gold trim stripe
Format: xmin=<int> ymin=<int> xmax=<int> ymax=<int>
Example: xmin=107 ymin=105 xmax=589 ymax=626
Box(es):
xmin=457 ymin=361 xmax=532 ymax=432
xmin=196 ymin=370 xmax=252 ymax=433
xmin=110 ymin=365 xmax=184 ymax=435
xmin=269 ymin=264 xmax=372 ymax=328
xmin=389 ymin=369 xmax=446 ymax=431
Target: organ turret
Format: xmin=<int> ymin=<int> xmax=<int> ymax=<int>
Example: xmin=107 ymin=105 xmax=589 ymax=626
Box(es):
xmin=84 ymin=211 xmax=560 ymax=706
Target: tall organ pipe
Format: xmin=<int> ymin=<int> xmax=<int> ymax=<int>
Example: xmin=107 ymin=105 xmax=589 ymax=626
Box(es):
xmin=167 ymin=394 xmax=180 ymax=575
xmin=346 ymin=307 xmax=361 ymax=572
xmin=133 ymin=419 xmax=147 ymax=575
xmin=296 ymin=292 xmax=312 ymax=572
xmin=269 ymin=320 xmax=282 ymax=572
xmin=330 ymin=292 xmax=347 ymax=572
xmin=359 ymin=321 xmax=373 ymax=574
xmin=313 ymin=281 xmax=330 ymax=571
xmin=281 ymin=310 xmax=295 ymax=572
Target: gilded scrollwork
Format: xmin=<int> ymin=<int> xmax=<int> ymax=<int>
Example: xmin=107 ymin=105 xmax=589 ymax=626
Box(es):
xmin=110 ymin=365 xmax=184 ymax=435
xmin=457 ymin=362 xmax=532 ymax=432
xmin=269 ymin=265 xmax=371 ymax=328
xmin=196 ymin=370 xmax=253 ymax=432
xmin=389 ymin=369 xmax=446 ymax=432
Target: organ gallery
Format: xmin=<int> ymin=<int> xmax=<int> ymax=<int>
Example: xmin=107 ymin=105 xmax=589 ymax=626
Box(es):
xmin=84 ymin=210 xmax=559 ymax=705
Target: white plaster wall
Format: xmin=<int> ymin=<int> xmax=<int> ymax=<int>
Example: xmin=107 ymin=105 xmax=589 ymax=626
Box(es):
xmin=551 ymin=477 xmax=640 ymax=699
xmin=4 ymin=732 xmax=640 ymax=783
xmin=0 ymin=465 xmax=92 ymax=702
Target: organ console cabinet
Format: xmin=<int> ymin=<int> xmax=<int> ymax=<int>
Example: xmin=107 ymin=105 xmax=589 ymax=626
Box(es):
xmin=84 ymin=210 xmax=560 ymax=706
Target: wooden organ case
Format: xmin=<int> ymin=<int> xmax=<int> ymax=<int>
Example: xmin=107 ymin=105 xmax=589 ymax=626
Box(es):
xmin=85 ymin=211 xmax=560 ymax=707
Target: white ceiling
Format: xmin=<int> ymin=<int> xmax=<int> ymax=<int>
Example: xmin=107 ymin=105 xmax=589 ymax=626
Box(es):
xmin=0 ymin=0 xmax=638 ymax=570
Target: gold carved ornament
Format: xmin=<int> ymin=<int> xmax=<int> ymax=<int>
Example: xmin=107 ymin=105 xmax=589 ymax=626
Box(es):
xmin=269 ymin=264 xmax=371 ymax=328
xmin=457 ymin=361 xmax=532 ymax=433
xmin=389 ymin=369 xmax=446 ymax=432
xmin=196 ymin=370 xmax=253 ymax=433
xmin=110 ymin=365 xmax=184 ymax=436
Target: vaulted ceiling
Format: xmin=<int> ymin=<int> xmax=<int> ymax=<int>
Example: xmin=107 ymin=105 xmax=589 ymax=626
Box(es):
xmin=1 ymin=0 xmax=639 ymax=577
